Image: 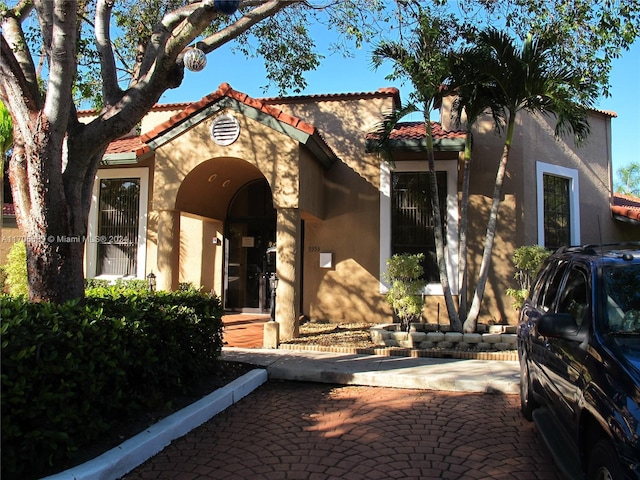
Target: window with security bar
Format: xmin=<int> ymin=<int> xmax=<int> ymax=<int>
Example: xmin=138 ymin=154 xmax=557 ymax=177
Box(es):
xmin=96 ymin=178 xmax=140 ymax=276
xmin=391 ymin=171 xmax=447 ymax=283
xmin=543 ymin=174 xmax=571 ymax=249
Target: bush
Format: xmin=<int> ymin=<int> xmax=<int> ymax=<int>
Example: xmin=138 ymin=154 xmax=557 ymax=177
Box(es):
xmin=1 ymin=288 xmax=223 ymax=480
xmin=3 ymin=240 xmax=27 ymax=296
xmin=383 ymin=253 xmax=427 ymax=331
xmin=506 ymin=245 xmax=551 ymax=310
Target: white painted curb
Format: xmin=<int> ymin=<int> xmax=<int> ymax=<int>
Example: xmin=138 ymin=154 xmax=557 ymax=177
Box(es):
xmin=42 ymin=369 xmax=268 ymax=480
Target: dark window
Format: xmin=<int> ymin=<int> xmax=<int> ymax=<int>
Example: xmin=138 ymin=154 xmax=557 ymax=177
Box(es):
xmin=543 ymin=174 xmax=571 ymax=249
xmin=604 ymin=264 xmax=640 ymax=333
xmin=540 ymin=260 xmax=569 ymax=312
xmin=96 ymin=178 xmax=140 ymax=276
xmin=557 ymin=266 xmax=590 ymax=326
xmin=391 ymin=171 xmax=446 ymax=283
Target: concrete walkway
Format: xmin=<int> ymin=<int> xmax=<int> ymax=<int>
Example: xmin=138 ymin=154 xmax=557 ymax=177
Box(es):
xmin=222 ymin=347 xmax=520 ymax=394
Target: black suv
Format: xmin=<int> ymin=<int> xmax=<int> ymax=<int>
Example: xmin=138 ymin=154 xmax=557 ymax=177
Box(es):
xmin=517 ymin=243 xmax=640 ymax=480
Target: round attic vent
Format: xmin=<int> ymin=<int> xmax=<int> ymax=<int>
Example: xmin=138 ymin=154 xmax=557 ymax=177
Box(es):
xmin=210 ymin=114 xmax=240 ymax=146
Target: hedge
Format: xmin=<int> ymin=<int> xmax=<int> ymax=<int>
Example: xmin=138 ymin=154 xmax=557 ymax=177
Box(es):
xmin=1 ymin=286 xmax=223 ymax=479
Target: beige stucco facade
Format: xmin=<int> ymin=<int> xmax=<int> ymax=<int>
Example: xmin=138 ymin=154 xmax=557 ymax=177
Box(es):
xmin=2 ymin=83 xmax=636 ymax=334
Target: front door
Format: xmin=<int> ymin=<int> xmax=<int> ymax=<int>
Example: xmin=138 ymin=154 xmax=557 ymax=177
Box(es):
xmin=224 ymin=179 xmax=276 ymax=312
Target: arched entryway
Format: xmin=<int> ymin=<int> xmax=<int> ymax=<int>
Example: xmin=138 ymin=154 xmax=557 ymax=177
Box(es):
xmin=224 ymin=179 xmax=276 ymax=312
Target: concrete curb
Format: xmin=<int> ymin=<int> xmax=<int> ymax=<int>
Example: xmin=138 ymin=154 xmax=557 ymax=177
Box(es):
xmin=42 ymin=369 xmax=268 ymax=480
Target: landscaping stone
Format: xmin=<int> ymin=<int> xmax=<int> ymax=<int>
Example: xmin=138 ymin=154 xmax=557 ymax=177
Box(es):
xmin=482 ymin=333 xmax=502 ymax=344
xmin=426 ymin=332 xmax=445 ymax=342
xmin=502 ymin=334 xmax=518 ymax=345
xmin=370 ymin=329 xmax=388 ymax=345
xmin=419 ymin=341 xmax=437 ymax=349
xmin=477 ymin=342 xmax=492 ymax=351
xmin=494 ymin=342 xmax=512 ymax=351
xmin=444 ymin=332 xmax=463 ymax=343
xmin=463 ymin=333 xmax=482 ymax=344
xmin=410 ymin=332 xmax=428 ymax=346
xmin=392 ymin=332 xmax=410 ymax=342
xmin=488 ymin=325 xmax=506 ymax=334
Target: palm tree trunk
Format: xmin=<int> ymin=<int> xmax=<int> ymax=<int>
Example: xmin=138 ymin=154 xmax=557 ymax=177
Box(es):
xmin=464 ymin=114 xmax=515 ymax=332
xmin=424 ymin=110 xmax=462 ymax=332
xmin=458 ymin=133 xmax=472 ymax=321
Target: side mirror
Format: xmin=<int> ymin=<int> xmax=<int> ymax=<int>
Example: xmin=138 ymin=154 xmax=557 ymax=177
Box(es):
xmin=537 ymin=313 xmax=587 ymax=342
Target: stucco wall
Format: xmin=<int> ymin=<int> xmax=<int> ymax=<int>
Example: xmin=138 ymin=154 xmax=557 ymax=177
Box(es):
xmin=272 ymin=94 xmax=397 ymax=323
xmin=459 ymin=106 xmax=617 ymax=324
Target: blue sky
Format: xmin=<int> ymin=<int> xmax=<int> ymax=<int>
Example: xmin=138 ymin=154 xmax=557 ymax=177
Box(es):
xmin=161 ymin=34 xmax=639 ymax=178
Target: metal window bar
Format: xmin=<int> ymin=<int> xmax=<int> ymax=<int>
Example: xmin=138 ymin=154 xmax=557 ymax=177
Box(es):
xmin=391 ymin=171 xmax=446 ymax=283
xmin=96 ymin=178 xmax=140 ymax=276
xmin=543 ymin=174 xmax=571 ymax=249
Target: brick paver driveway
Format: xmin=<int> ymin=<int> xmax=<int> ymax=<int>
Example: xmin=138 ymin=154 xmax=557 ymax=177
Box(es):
xmin=124 ymin=381 xmax=562 ymax=480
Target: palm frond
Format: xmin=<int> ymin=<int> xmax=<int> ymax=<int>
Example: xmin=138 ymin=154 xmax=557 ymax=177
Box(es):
xmin=367 ymin=103 xmax=420 ymax=154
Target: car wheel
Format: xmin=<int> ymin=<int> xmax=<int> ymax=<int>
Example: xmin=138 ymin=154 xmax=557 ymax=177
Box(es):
xmin=519 ymin=354 xmax=537 ymax=421
xmin=587 ymin=439 xmax=623 ymax=480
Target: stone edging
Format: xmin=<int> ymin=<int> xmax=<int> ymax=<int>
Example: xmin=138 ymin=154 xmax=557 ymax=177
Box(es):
xmin=279 ymin=343 xmax=518 ymax=362
xmin=42 ymin=369 xmax=268 ymax=480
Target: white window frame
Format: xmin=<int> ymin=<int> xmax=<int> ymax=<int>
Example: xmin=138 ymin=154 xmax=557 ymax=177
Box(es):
xmin=380 ymin=160 xmax=459 ymax=295
xmin=86 ymin=167 xmax=149 ymax=280
xmin=536 ymin=161 xmax=580 ymax=247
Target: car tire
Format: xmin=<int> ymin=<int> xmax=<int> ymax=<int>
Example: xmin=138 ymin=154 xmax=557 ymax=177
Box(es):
xmin=587 ymin=438 xmax=623 ymax=480
xmin=519 ymin=354 xmax=537 ymax=421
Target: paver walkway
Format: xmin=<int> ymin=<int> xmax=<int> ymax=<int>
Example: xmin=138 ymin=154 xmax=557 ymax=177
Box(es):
xmin=124 ymin=381 xmax=562 ymax=480
xmin=223 ymin=314 xmax=270 ymax=348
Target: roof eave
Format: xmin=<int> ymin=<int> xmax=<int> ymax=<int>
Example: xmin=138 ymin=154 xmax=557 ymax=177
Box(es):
xmin=101 ymin=147 xmax=152 ymax=165
xmin=365 ymin=138 xmax=466 ymax=153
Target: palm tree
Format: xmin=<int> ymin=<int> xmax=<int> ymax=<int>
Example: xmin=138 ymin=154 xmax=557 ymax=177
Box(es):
xmin=615 ymin=162 xmax=640 ymax=197
xmin=446 ymin=50 xmax=504 ymax=320
xmin=462 ymin=29 xmax=592 ymax=332
xmin=371 ymin=11 xmax=463 ymax=332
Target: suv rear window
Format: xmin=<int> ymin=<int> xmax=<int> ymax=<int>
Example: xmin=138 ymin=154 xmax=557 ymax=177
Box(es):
xmin=604 ymin=263 xmax=640 ymax=334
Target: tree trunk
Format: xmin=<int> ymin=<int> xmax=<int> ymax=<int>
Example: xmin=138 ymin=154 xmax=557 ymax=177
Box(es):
xmin=9 ymin=119 xmax=104 ymax=303
xmin=463 ymin=115 xmax=515 ymax=332
xmin=458 ymin=133 xmax=472 ymax=321
xmin=424 ymin=111 xmax=462 ymax=332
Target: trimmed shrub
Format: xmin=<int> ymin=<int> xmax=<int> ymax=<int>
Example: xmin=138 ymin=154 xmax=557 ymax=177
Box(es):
xmin=383 ymin=253 xmax=427 ymax=331
xmin=506 ymin=245 xmax=551 ymax=310
xmin=1 ymin=288 xmax=223 ymax=479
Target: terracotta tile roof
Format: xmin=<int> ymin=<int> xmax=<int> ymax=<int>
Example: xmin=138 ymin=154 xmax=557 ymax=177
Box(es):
xmin=141 ymin=82 xmax=318 ymax=143
xmin=591 ymin=108 xmax=617 ymax=118
xmin=392 ymin=121 xmax=466 ymax=140
xmin=367 ymin=121 xmax=467 ymax=142
xmin=104 ymin=136 xmax=150 ymax=156
xmin=612 ymin=193 xmax=640 ymax=223
xmin=263 ymin=87 xmax=401 ymax=108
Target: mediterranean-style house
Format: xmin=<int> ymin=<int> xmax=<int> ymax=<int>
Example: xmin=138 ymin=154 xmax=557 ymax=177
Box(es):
xmin=2 ymin=82 xmax=638 ymax=336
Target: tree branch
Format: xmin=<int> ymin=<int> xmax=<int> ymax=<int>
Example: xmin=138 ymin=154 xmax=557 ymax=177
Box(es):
xmin=95 ymin=0 xmax=122 ymax=105
xmin=1 ymin=0 xmax=41 ymax=108
xmin=42 ymin=0 xmax=77 ymax=130
xmin=197 ymin=0 xmax=298 ymax=54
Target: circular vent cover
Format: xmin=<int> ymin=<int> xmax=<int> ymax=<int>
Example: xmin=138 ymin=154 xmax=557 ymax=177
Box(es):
xmin=210 ymin=114 xmax=240 ymax=146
